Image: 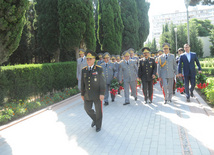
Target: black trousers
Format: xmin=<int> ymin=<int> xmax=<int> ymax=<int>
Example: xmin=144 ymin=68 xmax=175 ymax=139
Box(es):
xmin=142 ymin=81 xmax=153 ymax=101
xmin=84 ymin=99 xmax=102 ymax=129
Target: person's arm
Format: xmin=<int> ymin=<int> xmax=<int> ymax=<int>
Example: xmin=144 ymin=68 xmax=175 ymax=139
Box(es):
xmin=195 ymin=53 xmax=202 ymax=72
xmin=153 ymin=59 xmax=157 ymax=76
xmin=119 ymin=63 xmax=123 ymax=83
xmin=173 ymin=55 xmax=178 ymax=75
xmin=157 ymin=57 xmax=161 ymax=78
xmin=81 ymin=69 xmax=85 ymax=100
xmin=76 ymin=59 xmax=79 ymax=79
xmin=178 ymin=55 xmax=183 ymax=76
xmin=113 ymin=63 xmax=118 ymax=78
xmin=99 ymin=67 xmax=106 ymax=96
xmin=138 ymin=61 xmax=142 ymax=78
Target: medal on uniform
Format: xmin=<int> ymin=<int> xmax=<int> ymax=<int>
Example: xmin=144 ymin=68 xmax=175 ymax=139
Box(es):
xmin=94 ymin=77 xmax=97 ymax=81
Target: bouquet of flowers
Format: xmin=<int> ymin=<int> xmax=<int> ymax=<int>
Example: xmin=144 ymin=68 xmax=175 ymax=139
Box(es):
xmin=110 ymin=78 xmax=119 ymax=96
xmin=137 ymin=78 xmax=142 ymax=88
xmin=175 ymin=77 xmax=185 ymax=93
xmin=119 ymin=81 xmax=124 ymax=90
xmin=196 ymin=73 xmax=209 ymax=89
xmin=153 ymin=74 xmax=159 ymax=85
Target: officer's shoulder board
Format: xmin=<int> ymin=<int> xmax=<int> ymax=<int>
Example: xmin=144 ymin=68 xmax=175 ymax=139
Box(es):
xmin=96 ymin=65 xmax=102 ymax=68
xmin=82 ymin=66 xmax=87 ymax=70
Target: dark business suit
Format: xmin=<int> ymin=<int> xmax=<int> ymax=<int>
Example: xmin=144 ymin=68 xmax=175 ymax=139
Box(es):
xmin=81 ymin=65 xmax=106 ymax=129
xmin=178 ymin=52 xmax=202 ymax=99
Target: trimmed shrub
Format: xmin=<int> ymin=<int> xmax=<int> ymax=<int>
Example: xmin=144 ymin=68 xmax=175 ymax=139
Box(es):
xmin=0 ymin=61 xmax=77 ymax=104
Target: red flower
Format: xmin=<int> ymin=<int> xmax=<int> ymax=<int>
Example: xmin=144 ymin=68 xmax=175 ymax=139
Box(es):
xmin=119 ymin=86 xmax=124 ymax=90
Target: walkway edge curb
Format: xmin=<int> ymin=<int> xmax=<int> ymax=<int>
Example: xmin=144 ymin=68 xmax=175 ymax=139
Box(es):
xmin=0 ymin=93 xmax=81 ymax=131
xmin=194 ymin=89 xmax=214 ymax=116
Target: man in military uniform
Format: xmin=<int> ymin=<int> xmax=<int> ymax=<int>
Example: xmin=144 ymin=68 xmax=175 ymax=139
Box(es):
xmin=157 ymin=43 xmax=178 ymax=104
xmin=119 ymin=51 xmax=138 ymax=105
xmin=97 ymin=53 xmax=104 ymax=65
xmin=81 ymin=51 xmax=106 ymax=132
xmin=138 ymin=47 xmax=157 ymax=104
xmin=77 ymin=49 xmax=87 ymax=91
xmin=100 ymin=53 xmax=117 ymax=105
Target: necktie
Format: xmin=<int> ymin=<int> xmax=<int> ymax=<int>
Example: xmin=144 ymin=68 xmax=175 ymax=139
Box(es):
xmin=81 ymin=58 xmax=83 ymax=62
xmin=106 ymin=64 xmax=107 ymax=67
xmin=127 ymin=61 xmax=129 ymax=65
xmin=89 ymin=67 xmax=91 ymax=73
xmin=166 ymin=55 xmax=168 ymax=60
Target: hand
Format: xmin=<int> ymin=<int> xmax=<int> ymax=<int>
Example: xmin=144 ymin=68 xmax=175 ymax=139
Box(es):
xmin=152 ymin=74 xmax=156 ymax=79
xmin=81 ymin=96 xmax=84 ymax=101
xmin=159 ymin=78 xmax=162 ymax=81
xmin=176 ymin=74 xmax=179 ymax=78
xmin=120 ymin=81 xmax=122 ymax=84
xmin=100 ymin=95 xmax=104 ymax=101
xmin=137 ymin=77 xmax=141 ymax=81
xmin=198 ymin=70 xmax=202 ymax=74
xmin=178 ymin=73 xmax=182 ymax=77
xmin=114 ymin=77 xmax=116 ymax=79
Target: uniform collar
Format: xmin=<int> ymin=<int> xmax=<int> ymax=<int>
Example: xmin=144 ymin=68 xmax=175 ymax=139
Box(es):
xmin=88 ymin=64 xmax=94 ymax=70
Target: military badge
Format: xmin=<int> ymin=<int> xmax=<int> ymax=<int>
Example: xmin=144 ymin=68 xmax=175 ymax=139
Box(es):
xmin=94 ymin=77 xmax=97 ymax=82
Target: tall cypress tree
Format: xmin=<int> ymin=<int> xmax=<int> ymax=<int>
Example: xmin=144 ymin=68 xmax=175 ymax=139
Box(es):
xmin=58 ymin=0 xmax=96 ymax=59
xmin=120 ymin=0 xmax=139 ymax=51
xmin=36 ymin=0 xmax=60 ymax=63
xmin=0 ymin=0 xmax=28 ymax=64
xmin=98 ymin=0 xmax=123 ymax=54
xmin=136 ymin=0 xmax=150 ymax=49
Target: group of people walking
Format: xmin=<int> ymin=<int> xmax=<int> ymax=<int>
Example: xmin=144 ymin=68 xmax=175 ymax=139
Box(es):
xmin=77 ymin=43 xmax=202 ymax=132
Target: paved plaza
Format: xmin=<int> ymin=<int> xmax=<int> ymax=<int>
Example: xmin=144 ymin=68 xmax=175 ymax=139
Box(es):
xmin=0 ymin=84 xmax=214 ymax=155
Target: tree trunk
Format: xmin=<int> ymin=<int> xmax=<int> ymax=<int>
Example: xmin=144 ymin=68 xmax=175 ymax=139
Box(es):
xmin=54 ymin=48 xmax=60 ymax=62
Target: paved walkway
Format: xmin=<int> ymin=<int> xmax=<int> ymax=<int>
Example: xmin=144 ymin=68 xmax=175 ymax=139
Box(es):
xmin=0 ymin=84 xmax=214 ymax=155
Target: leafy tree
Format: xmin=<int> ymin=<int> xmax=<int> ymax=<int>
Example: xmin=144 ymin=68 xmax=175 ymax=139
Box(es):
xmin=150 ymin=38 xmax=157 ymax=53
xmin=36 ymin=0 xmax=60 ymax=63
xmin=98 ymin=0 xmax=123 ymax=54
xmin=190 ymin=0 xmax=214 ymax=6
xmin=58 ymin=0 xmax=96 ymax=58
xmin=189 ymin=22 xmax=203 ymax=57
xmin=8 ymin=1 xmax=36 ymax=65
xmin=136 ymin=0 xmax=150 ymax=50
xmin=120 ymin=0 xmax=139 ymax=51
xmin=0 ymin=0 xmax=28 ymax=64
xmin=209 ymin=29 xmax=214 ymax=56
xmin=190 ymin=19 xmax=214 ymax=37
xmin=177 ymin=24 xmax=187 ymax=49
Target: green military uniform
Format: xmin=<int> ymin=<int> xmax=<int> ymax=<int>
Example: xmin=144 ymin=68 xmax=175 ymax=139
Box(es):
xmin=138 ymin=47 xmax=157 ymax=103
xmin=81 ymin=51 xmax=106 ymax=132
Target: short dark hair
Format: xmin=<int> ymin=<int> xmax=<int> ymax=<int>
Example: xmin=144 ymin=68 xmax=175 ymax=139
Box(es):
xmin=184 ymin=44 xmax=190 ymax=47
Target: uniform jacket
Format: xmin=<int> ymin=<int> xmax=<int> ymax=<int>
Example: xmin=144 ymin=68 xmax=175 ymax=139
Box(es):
xmin=157 ymin=53 xmax=177 ymax=78
xmin=178 ymin=52 xmax=201 ymax=76
xmin=138 ymin=57 xmax=157 ymax=81
xmin=97 ymin=60 xmax=104 ymax=66
xmin=100 ymin=62 xmax=118 ymax=85
xmin=76 ymin=57 xmax=87 ymax=79
xmin=119 ymin=59 xmax=138 ymax=82
xmin=81 ymin=65 xmax=106 ymax=100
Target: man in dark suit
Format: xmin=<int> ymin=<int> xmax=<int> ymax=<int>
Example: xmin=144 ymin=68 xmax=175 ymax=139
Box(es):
xmin=138 ymin=47 xmax=157 ymax=104
xmin=81 ymin=51 xmax=106 ymax=132
xmin=178 ymin=44 xmax=202 ymax=102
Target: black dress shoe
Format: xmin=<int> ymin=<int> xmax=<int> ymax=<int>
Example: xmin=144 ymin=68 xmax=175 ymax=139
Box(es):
xmin=149 ymin=100 xmax=152 ymax=104
xmin=91 ymin=121 xmax=95 ymax=128
xmin=144 ymin=100 xmax=147 ymax=104
xmin=187 ymin=98 xmax=190 ymax=102
xmin=164 ymin=100 xmax=167 ymax=104
xmin=190 ymin=92 xmax=194 ymax=97
xmin=123 ymin=102 xmax=130 ymax=105
xmin=173 ymin=91 xmax=175 ymax=94
xmin=112 ymin=99 xmax=114 ymax=102
xmin=96 ymin=128 xmax=101 ymax=132
xmin=135 ymin=97 xmax=137 ymax=101
xmin=104 ymin=102 xmax=109 ymax=106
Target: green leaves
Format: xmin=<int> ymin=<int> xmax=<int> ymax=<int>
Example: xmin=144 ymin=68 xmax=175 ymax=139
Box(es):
xmin=0 ymin=0 xmax=28 ymax=64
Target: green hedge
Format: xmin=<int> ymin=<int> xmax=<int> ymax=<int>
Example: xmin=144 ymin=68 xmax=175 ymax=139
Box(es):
xmin=200 ymin=67 xmax=214 ymax=76
xmin=0 ymin=62 xmax=77 ymax=104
